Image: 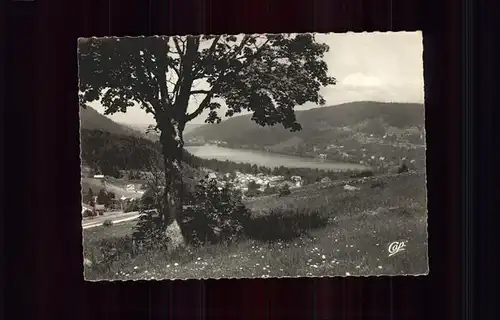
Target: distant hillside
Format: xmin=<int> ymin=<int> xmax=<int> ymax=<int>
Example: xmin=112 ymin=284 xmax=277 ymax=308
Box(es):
xmin=123 ymin=123 xmax=208 ymax=142
xmin=185 ymin=101 xmax=425 ymax=148
xmin=184 ymin=123 xmax=207 ymax=134
xmin=80 ymin=128 xmax=162 ymax=177
xmin=80 ymin=106 xmax=147 ymax=139
xmin=80 ymin=128 xmax=209 ymax=183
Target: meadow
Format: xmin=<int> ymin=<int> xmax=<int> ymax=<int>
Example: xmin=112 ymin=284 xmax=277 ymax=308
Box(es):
xmin=83 ymin=171 xmax=428 ymax=280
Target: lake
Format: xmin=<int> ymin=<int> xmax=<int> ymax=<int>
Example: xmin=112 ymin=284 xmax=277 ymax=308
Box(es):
xmin=185 ymin=145 xmax=370 ymax=171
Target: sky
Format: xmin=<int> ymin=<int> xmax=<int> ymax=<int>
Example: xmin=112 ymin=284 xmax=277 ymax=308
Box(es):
xmin=86 ymin=31 xmax=424 ymax=125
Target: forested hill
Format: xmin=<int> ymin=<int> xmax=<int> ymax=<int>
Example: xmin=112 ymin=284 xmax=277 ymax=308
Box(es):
xmin=80 ymin=128 xmax=362 ymax=187
xmin=80 ymin=106 xmax=147 ymax=139
xmin=185 ymin=101 xmax=425 ymax=147
xmin=80 ymin=128 xmax=212 ymax=177
xmin=80 ymin=129 xmax=162 ymax=176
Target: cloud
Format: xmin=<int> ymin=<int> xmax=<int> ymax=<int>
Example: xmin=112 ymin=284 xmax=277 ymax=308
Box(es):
xmin=341 ymin=73 xmax=384 ymax=87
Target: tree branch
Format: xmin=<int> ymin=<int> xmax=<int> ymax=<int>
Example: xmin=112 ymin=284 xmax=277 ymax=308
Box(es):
xmin=190 ymin=89 xmax=211 ymax=95
xmin=173 ymin=37 xmax=185 ymax=58
xmin=185 ymin=37 xmax=270 ymax=122
xmin=173 ymin=37 xmax=200 ymax=120
xmin=192 ymin=35 xmax=222 ymax=77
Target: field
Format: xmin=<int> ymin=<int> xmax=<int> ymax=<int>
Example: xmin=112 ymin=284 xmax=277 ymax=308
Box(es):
xmin=83 ymin=171 xmax=428 ymax=280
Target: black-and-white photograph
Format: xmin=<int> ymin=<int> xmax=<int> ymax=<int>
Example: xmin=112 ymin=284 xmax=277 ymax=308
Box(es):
xmin=79 ymin=31 xmax=428 ymax=281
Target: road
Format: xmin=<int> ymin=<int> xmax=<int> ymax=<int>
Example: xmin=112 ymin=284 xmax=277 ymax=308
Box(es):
xmin=82 ymin=211 xmax=141 ymax=229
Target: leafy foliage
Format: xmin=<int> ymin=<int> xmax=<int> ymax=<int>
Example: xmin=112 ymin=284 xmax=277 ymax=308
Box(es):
xmin=180 ymin=177 xmax=251 ymax=246
xmin=96 ymin=188 xmax=110 ymax=206
xmin=83 ymin=188 xmax=94 ymax=205
xmin=78 ymin=34 xmax=336 ymax=227
xmin=102 ymin=219 xmax=113 ymax=227
xmin=247 ymin=180 xmax=260 ymax=192
xmin=278 ymin=184 xmax=291 ymax=197
xmin=140 ymin=188 xmax=157 ymax=210
xmin=85 ymin=236 xmax=135 ymax=273
xmin=78 ymin=34 xmax=336 ymax=131
xmin=398 ymin=163 xmax=409 ymax=173
xmin=263 ymin=183 xmax=278 ymax=195
xmin=132 ymin=211 xmax=170 ymax=251
xmin=124 ymin=200 xmax=141 ymax=213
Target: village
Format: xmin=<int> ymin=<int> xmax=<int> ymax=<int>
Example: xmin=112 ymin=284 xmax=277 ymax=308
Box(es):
xmin=203 ymin=170 xmax=306 ymax=192
xmin=81 ymin=124 xmax=424 ymax=220
xmin=81 ymin=168 xmax=310 ymax=219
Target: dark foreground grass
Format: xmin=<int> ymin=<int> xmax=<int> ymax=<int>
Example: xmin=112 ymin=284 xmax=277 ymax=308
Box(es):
xmin=83 ymin=172 xmax=428 ymax=280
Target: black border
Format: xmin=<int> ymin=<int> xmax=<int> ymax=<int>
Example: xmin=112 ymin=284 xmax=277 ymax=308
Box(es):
xmin=5 ymin=0 xmax=486 ymax=318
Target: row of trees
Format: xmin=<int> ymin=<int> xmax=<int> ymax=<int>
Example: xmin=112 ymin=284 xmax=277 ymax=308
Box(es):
xmin=82 ymin=188 xmax=116 ymax=207
xmin=245 ymin=181 xmax=291 ymax=197
xmin=184 ymin=153 xmax=364 ymax=185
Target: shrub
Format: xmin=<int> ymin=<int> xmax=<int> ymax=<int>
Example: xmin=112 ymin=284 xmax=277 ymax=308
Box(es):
xmin=179 ymin=178 xmax=251 ymax=246
xmin=132 ymin=211 xmax=170 ymax=251
xmin=83 ymin=188 xmax=94 ymax=204
xmin=398 ymin=163 xmax=409 ymax=173
xmin=85 ymin=236 xmax=135 ymax=272
xmin=97 ymin=188 xmax=110 ymax=206
xmin=351 ymin=170 xmax=374 ymax=178
xmin=82 ymin=209 xmax=94 ymax=217
xmin=263 ymin=183 xmax=278 ymax=195
xmin=278 ymin=184 xmax=291 ymax=197
xmin=244 ymin=189 xmax=262 ymax=198
xmin=124 ymin=200 xmax=141 ymax=213
xmin=244 ymin=208 xmax=329 ymax=242
xmin=247 ymin=180 xmax=260 ymax=192
xmin=102 ymin=219 xmax=113 ymax=227
xmin=140 ymin=188 xmax=159 ymax=210
xmin=371 ymin=181 xmax=386 ymax=189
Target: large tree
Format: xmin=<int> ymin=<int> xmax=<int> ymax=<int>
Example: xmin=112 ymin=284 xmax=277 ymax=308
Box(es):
xmin=78 ymin=33 xmax=336 ymax=230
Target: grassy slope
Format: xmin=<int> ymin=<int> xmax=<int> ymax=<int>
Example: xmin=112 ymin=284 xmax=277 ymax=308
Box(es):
xmin=185 ymin=101 xmax=425 ymax=147
xmin=83 ymin=171 xmax=428 ymax=280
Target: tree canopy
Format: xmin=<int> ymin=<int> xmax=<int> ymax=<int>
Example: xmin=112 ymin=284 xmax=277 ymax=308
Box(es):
xmin=78 ymin=34 xmax=336 ymax=133
xmin=78 ymin=33 xmax=337 ymax=229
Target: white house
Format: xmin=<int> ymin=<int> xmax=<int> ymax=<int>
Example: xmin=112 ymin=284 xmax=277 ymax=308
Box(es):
xmin=207 ymin=172 xmax=217 ymax=179
xmin=81 ymin=203 xmax=94 ymax=216
xmin=344 ymin=184 xmax=360 ymax=191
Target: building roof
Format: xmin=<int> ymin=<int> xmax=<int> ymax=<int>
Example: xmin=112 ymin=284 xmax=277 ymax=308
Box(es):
xmin=82 ymin=203 xmax=93 ymax=210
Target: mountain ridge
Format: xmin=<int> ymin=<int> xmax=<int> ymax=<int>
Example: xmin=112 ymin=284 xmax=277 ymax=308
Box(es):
xmin=185 ymin=101 xmax=425 ymax=148
xmin=79 ymin=106 xmax=149 ymax=139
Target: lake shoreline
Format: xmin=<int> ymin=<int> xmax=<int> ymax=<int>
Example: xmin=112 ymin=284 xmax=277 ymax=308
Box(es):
xmin=185 ymin=145 xmax=371 ymax=172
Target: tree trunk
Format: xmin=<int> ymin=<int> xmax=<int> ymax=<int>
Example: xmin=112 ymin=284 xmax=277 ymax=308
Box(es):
xmin=159 ymin=119 xmax=185 ymax=229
